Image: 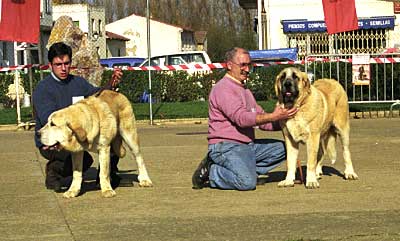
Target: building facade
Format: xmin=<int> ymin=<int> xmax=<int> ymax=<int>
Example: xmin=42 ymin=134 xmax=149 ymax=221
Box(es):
xmin=52 ymin=3 xmax=107 ymax=58
xmin=0 ymin=2 xmax=205 ymax=66
xmin=240 ymin=0 xmax=400 ymax=59
xmin=105 ymin=13 xmax=197 ymax=57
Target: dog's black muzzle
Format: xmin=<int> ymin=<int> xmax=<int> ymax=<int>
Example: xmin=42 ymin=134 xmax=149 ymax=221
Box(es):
xmin=281 ymin=78 xmax=299 ymax=108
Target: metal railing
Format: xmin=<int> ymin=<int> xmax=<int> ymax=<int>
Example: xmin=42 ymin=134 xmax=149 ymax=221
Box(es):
xmin=305 ymin=53 xmax=400 ymax=105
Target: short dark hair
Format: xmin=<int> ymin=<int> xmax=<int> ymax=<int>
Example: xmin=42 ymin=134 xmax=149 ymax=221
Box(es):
xmin=225 ymin=47 xmax=249 ymax=62
xmin=48 ymin=42 xmax=72 ymax=63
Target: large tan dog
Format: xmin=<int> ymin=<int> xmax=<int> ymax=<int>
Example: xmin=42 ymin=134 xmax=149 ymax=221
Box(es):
xmin=275 ymin=67 xmax=358 ymax=188
xmin=39 ymin=90 xmax=153 ymax=198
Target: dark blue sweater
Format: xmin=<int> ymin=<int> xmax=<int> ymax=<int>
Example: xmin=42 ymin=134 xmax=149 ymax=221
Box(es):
xmin=33 ymin=73 xmax=99 ymax=148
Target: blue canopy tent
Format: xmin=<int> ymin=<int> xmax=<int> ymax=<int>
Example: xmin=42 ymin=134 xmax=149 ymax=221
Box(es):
xmin=249 ymin=48 xmax=298 ymax=63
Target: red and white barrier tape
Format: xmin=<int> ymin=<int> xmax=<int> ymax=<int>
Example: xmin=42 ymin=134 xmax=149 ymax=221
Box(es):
xmin=2 ymin=57 xmax=400 ymax=72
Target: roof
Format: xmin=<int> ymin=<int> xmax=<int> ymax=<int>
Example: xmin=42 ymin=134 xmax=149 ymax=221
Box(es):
xmin=109 ymin=13 xmax=193 ymax=31
xmin=105 ymin=31 xmax=130 ymax=41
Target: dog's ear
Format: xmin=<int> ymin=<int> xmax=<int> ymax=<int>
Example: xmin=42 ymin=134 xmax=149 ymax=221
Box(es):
xmin=300 ymin=72 xmax=311 ymax=94
xmin=66 ymin=121 xmax=87 ymax=143
xmin=275 ymin=70 xmax=285 ymax=101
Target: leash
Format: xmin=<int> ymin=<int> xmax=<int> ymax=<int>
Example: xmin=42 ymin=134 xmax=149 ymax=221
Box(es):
xmin=295 ymin=159 xmax=305 ymax=184
xmin=94 ymin=69 xmax=120 ymax=97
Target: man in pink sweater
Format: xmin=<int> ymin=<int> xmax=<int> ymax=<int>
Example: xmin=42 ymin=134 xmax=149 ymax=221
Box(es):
xmin=192 ymin=47 xmax=298 ymax=190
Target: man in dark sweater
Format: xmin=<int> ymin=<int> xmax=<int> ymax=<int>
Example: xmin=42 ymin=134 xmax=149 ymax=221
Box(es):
xmin=33 ymin=42 xmax=122 ymax=192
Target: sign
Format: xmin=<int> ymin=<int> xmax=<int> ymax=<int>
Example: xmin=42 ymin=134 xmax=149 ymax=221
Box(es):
xmin=352 ymin=54 xmax=370 ymax=86
xmin=394 ymin=3 xmax=400 ymax=14
xmin=282 ymin=16 xmax=395 ymax=33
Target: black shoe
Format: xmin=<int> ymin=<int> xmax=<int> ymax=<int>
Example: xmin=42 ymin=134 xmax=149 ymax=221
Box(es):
xmin=110 ymin=172 xmax=121 ymax=189
xmin=45 ymin=161 xmax=66 ymax=193
xmin=192 ymin=155 xmax=212 ymax=189
xmin=45 ymin=179 xmax=70 ymax=193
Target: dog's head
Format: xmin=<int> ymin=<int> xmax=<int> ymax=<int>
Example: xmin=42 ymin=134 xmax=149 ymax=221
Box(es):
xmin=39 ymin=108 xmax=88 ymax=152
xmin=275 ymin=67 xmax=311 ymax=108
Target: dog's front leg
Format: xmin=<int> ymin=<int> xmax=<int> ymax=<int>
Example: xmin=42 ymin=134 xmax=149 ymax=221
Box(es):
xmin=98 ymin=146 xmax=116 ymax=198
xmin=278 ymin=132 xmax=299 ymax=188
xmin=63 ymin=152 xmax=83 ymax=198
xmin=305 ymin=133 xmax=321 ymax=189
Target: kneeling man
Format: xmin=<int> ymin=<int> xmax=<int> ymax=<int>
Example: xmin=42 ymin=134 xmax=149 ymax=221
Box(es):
xmin=192 ymin=47 xmax=298 ymax=190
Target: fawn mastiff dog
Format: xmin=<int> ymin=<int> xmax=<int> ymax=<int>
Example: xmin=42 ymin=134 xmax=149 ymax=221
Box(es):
xmin=39 ymin=90 xmax=153 ymax=198
xmin=275 ymin=67 xmax=358 ymax=188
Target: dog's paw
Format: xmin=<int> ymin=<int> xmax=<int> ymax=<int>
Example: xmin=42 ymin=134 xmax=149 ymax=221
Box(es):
xmin=101 ymin=189 xmax=116 ymax=198
xmin=305 ymin=180 xmax=320 ymax=189
xmin=138 ymin=179 xmax=153 ymax=187
xmin=344 ymin=171 xmax=359 ymax=180
xmin=278 ymin=179 xmax=295 ymax=187
xmin=63 ymin=189 xmax=80 ymax=198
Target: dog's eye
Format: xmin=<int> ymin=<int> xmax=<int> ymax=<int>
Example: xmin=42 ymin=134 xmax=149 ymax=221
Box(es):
xmin=49 ymin=121 xmax=55 ymax=127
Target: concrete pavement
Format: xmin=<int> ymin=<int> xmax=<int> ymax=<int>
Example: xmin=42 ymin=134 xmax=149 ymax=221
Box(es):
xmin=0 ymin=119 xmax=399 ymax=240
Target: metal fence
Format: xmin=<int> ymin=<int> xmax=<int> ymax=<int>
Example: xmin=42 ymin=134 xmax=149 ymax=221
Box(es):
xmin=305 ymin=53 xmax=400 ymax=103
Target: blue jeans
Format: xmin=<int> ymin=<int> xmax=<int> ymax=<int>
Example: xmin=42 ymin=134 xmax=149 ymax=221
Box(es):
xmin=208 ymin=139 xmax=286 ymax=190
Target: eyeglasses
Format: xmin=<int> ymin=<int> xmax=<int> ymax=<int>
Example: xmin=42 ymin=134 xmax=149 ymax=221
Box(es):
xmin=52 ymin=61 xmax=71 ymax=68
xmin=231 ymin=62 xmax=254 ymax=70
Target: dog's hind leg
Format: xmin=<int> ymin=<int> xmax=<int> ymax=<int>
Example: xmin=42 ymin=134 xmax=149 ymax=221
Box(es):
xmin=334 ymin=94 xmax=358 ymax=180
xmin=336 ymin=122 xmax=358 ymax=180
xmin=317 ymin=130 xmax=337 ymax=179
xmin=98 ymin=146 xmax=116 ymax=197
xmin=325 ymin=129 xmax=338 ymax=165
xmin=111 ymin=134 xmax=126 ymax=158
xmin=63 ymin=152 xmax=84 ymax=198
xmin=117 ymin=100 xmax=153 ymax=187
xmin=121 ymin=128 xmax=153 ymax=187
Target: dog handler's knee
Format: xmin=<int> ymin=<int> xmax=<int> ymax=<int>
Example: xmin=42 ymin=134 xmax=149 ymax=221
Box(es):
xmin=235 ymin=174 xmax=257 ymax=191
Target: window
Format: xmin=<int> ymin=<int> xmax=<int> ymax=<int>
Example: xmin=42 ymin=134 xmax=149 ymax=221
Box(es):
xmin=91 ymin=18 xmax=95 ymax=33
xmin=168 ymin=56 xmax=186 ymax=65
xmin=98 ymin=19 xmax=102 ymax=36
xmin=2 ymin=42 xmax=7 ymax=61
xmin=45 ymin=0 xmax=51 ymax=14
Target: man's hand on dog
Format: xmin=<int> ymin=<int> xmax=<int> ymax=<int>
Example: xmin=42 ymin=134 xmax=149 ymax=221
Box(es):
xmin=272 ymin=105 xmax=298 ymax=120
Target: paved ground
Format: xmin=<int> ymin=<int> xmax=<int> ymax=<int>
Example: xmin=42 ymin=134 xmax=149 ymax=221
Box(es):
xmin=0 ymin=118 xmax=399 ymax=241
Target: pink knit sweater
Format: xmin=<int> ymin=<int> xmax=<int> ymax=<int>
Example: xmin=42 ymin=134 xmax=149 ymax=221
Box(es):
xmin=208 ymin=75 xmax=277 ymax=144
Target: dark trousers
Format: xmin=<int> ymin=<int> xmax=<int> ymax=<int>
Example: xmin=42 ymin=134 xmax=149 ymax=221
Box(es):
xmin=39 ymin=148 xmax=119 ymax=179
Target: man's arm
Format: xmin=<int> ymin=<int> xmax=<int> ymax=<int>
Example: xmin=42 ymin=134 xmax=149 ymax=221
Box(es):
xmin=33 ymin=85 xmax=57 ymax=128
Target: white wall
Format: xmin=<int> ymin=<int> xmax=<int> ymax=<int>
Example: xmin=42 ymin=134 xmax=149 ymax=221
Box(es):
xmin=106 ymin=14 xmax=183 ymax=57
